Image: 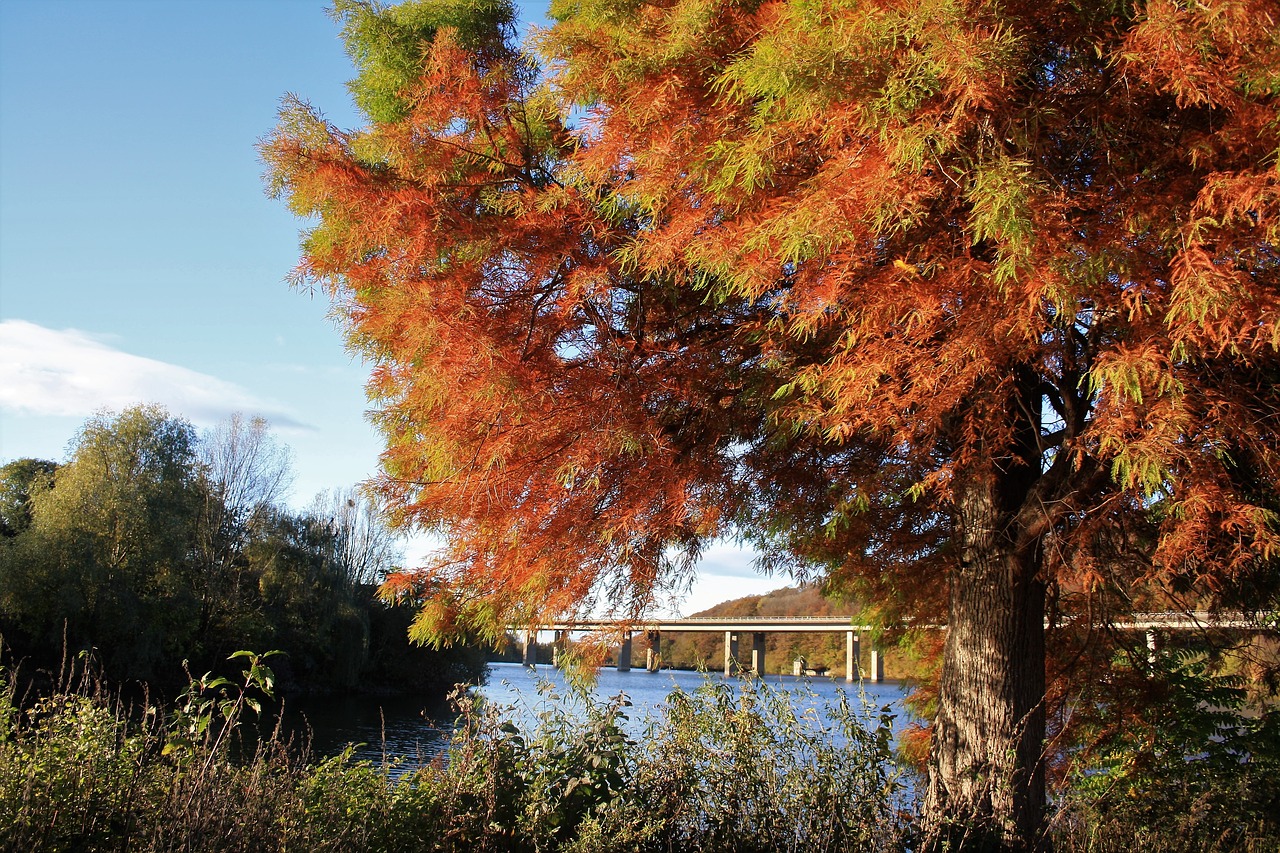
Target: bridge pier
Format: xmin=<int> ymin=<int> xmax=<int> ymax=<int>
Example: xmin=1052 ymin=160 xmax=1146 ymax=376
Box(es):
xmin=522 ymin=630 xmax=537 ymax=667
xmin=645 ymin=630 xmax=661 ymax=671
xmin=617 ymin=632 xmax=632 ymax=671
xmin=1146 ymin=629 xmax=1159 ymax=665
xmin=751 ymin=632 xmax=766 ymax=676
xmin=552 ymin=630 xmax=568 ymax=668
xmin=869 ymin=647 xmax=885 ymax=682
xmin=846 ymin=631 xmax=861 ymax=681
xmin=724 ymin=631 xmax=740 ymax=677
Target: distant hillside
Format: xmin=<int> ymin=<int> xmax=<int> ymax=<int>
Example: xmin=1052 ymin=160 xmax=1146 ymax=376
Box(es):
xmin=688 ymin=584 xmax=854 ymax=619
xmin=655 ymin=585 xmax=861 ymax=676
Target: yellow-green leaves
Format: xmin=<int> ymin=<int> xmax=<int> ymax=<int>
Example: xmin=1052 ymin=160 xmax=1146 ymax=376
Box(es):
xmin=333 ymin=0 xmax=517 ymax=124
xmin=966 ymin=153 xmax=1040 ymax=288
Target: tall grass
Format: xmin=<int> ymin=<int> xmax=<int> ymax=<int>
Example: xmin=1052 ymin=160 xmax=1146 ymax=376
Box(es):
xmin=0 ymin=653 xmax=909 ymax=853
xmin=7 ymin=648 xmax=1274 ymax=852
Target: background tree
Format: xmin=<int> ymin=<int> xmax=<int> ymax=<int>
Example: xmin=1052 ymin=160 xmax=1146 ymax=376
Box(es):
xmin=0 ymin=458 xmax=57 ymax=538
xmin=245 ymin=507 xmax=368 ymax=688
xmin=193 ymin=412 xmax=294 ymax=656
xmin=0 ymin=406 xmax=484 ymax=694
xmin=263 ymin=0 xmax=1280 ymax=848
xmin=0 ymin=406 xmax=203 ymax=681
xmin=308 ymin=486 xmax=403 ymax=588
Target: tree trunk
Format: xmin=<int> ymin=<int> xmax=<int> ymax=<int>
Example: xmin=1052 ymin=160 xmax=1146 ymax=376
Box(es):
xmin=923 ymin=471 xmax=1047 ymax=852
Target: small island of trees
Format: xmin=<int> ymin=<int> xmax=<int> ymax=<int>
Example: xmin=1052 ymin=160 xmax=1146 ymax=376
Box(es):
xmin=0 ymin=404 xmax=484 ymax=694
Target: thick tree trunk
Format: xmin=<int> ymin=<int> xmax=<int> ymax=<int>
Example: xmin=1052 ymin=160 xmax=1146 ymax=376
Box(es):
xmin=923 ymin=472 xmax=1047 ymax=852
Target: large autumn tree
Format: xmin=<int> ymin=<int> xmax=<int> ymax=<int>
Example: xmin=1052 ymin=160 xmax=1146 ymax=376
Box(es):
xmin=264 ymin=0 xmax=1280 ymax=848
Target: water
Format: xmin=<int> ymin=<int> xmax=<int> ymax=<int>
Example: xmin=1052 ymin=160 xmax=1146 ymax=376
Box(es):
xmin=278 ymin=661 xmax=915 ymax=772
xmin=272 ymin=691 xmax=458 ymax=767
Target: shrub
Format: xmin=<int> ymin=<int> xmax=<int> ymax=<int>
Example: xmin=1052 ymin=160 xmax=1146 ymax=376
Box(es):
xmin=1054 ymin=649 xmax=1280 ymax=853
xmin=0 ymin=657 xmax=909 ymax=853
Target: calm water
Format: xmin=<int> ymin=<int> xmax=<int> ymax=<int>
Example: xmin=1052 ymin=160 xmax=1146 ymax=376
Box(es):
xmin=279 ymin=662 xmax=915 ymax=772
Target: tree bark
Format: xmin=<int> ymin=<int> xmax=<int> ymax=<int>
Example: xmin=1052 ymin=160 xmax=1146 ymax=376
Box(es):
xmin=923 ymin=470 xmax=1047 ymax=851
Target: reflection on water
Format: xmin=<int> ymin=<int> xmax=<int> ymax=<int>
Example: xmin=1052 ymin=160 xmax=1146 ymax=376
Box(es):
xmin=274 ymin=692 xmax=457 ymax=772
xmin=277 ymin=662 xmax=915 ymax=774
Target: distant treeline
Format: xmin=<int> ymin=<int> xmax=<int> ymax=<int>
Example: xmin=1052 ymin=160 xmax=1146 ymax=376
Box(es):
xmin=0 ymin=405 xmax=484 ymax=695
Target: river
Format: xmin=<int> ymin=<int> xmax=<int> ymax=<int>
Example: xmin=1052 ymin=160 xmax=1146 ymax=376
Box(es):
xmin=278 ymin=662 xmax=917 ymax=771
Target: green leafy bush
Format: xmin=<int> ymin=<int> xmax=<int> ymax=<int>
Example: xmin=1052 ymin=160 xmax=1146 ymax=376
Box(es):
xmin=1055 ymin=649 xmax=1280 ymax=853
xmin=9 ymin=645 xmax=1280 ymax=853
xmin=619 ymin=678 xmax=906 ymax=853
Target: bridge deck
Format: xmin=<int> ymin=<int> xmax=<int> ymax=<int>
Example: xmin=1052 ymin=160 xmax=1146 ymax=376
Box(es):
xmin=522 ymin=611 xmax=1272 ymax=634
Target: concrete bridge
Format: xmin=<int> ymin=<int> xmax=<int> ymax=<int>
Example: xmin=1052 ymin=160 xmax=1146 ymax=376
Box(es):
xmin=514 ymin=611 xmax=1273 ymax=682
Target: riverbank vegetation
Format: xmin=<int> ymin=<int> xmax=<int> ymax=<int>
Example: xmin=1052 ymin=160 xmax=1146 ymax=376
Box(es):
xmin=1 ymin=650 xmax=909 ymax=853
xmin=0 ymin=406 xmax=484 ymax=696
xmin=3 ymin=649 xmax=1277 ymax=853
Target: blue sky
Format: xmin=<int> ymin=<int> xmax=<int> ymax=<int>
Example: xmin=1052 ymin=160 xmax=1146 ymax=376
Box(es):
xmin=0 ymin=0 xmax=782 ymax=614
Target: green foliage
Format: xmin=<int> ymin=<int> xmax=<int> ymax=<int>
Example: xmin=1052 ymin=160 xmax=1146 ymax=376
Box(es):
xmin=628 ymin=678 xmax=906 ymax=852
xmin=0 ymin=406 xmax=203 ymax=681
xmin=0 ymin=688 xmax=155 ymax=852
xmin=304 ymin=677 xmax=908 ymax=853
xmin=1057 ymin=650 xmax=1280 ymax=853
xmin=966 ymin=153 xmax=1039 ymax=288
xmin=332 ymin=0 xmax=518 ymax=124
xmin=164 ymin=650 xmax=281 ymax=761
xmin=0 ymin=651 xmax=292 ymax=853
xmin=0 ymin=458 xmax=56 ymax=537
xmin=0 ymin=658 xmax=909 ymax=853
xmin=7 ymin=648 xmax=1279 ymax=853
xmin=0 ymin=406 xmax=485 ymax=695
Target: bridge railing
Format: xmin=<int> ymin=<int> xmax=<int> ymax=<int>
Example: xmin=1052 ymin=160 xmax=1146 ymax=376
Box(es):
xmin=508 ymin=610 xmax=1275 ymax=682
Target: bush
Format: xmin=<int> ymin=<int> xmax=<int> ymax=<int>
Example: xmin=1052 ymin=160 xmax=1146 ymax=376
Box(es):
xmin=330 ymin=677 xmax=910 ymax=853
xmin=1053 ymin=649 xmax=1280 ymax=853
xmin=619 ymin=678 xmax=907 ymax=852
xmin=0 ymin=655 xmax=909 ymax=853
xmin=0 ymin=650 xmax=307 ymax=853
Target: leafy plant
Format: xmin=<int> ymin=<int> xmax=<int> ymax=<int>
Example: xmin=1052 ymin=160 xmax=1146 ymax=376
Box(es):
xmin=1057 ymin=649 xmax=1280 ymax=853
xmin=164 ymin=649 xmax=281 ymax=761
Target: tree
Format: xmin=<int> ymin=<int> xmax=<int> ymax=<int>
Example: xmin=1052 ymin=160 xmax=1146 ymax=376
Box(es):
xmin=263 ymin=0 xmax=1280 ymax=848
xmin=193 ymin=413 xmax=294 ymax=652
xmin=0 ymin=406 xmax=203 ymax=680
xmin=308 ymin=486 xmax=403 ymax=588
xmin=200 ymin=413 xmax=294 ymax=524
xmin=0 ymin=458 xmax=57 ymax=537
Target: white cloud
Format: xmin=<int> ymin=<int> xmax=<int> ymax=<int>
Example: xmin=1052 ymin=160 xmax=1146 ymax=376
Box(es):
xmin=696 ymin=540 xmax=774 ymax=580
xmin=0 ymin=319 xmax=309 ymax=430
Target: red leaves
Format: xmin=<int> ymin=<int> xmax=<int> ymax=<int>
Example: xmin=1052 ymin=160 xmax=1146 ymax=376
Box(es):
xmin=266 ymin=0 xmax=1280 ymax=649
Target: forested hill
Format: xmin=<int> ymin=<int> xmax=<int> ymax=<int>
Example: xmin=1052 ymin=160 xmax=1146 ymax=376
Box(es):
xmin=686 ymin=584 xmax=854 ymax=620
xmin=661 ymin=585 xmax=860 ymax=676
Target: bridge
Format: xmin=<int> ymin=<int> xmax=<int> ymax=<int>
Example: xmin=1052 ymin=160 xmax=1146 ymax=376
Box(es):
xmin=514 ymin=611 xmax=1274 ymax=682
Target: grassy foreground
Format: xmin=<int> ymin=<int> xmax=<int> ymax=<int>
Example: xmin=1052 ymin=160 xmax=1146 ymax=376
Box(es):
xmin=2 ymin=651 xmax=1278 ymax=853
xmin=1 ymin=652 xmax=907 ymax=853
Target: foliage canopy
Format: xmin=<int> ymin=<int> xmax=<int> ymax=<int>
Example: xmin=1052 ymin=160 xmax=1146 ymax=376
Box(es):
xmin=263 ymin=0 xmax=1279 ymax=847
xmin=0 ymin=406 xmax=481 ymax=693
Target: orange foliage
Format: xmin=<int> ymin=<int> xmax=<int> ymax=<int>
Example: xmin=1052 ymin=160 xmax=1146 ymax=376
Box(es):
xmin=264 ymin=0 xmax=1279 ymax=719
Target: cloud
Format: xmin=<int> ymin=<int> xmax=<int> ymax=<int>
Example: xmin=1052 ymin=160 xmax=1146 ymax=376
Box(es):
xmin=696 ymin=540 xmax=772 ymax=580
xmin=0 ymin=320 xmax=310 ymax=430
